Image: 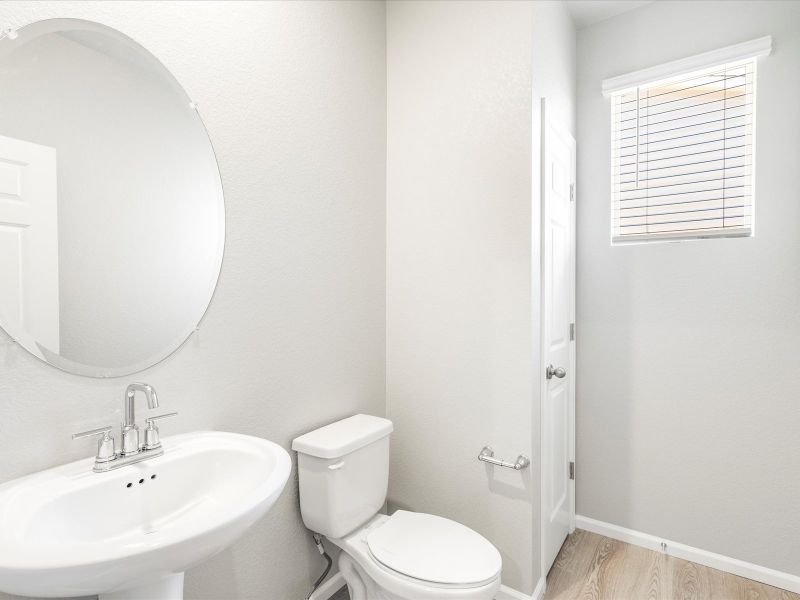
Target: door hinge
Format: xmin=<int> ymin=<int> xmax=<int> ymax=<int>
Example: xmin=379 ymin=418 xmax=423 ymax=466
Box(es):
xmin=569 ymin=183 xmax=575 ymax=202
xmin=569 ymin=322 xmax=575 ymax=341
xmin=569 ymin=461 xmax=575 ymax=480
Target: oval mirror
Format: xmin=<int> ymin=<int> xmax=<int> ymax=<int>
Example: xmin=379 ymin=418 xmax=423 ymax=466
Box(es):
xmin=0 ymin=19 xmax=224 ymax=377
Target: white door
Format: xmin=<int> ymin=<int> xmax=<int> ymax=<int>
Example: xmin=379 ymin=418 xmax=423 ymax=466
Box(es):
xmin=541 ymin=100 xmax=576 ymax=574
xmin=0 ymin=134 xmax=60 ymax=352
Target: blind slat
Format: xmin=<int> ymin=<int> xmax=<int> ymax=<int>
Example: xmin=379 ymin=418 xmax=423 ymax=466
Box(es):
xmin=612 ymin=59 xmax=756 ymax=242
xmin=618 ymin=112 xmax=750 ymax=143
xmin=618 ymin=86 xmax=749 ymax=123
xmin=619 ymin=119 xmax=748 ymax=152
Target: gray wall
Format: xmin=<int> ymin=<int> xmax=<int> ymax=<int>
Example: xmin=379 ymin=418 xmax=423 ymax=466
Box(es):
xmin=576 ymin=0 xmax=800 ymax=575
xmin=0 ymin=2 xmax=387 ymax=599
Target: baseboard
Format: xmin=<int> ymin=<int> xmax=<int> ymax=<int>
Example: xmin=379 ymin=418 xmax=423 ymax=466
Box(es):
xmin=496 ymin=577 xmax=546 ymax=600
xmin=576 ymin=515 xmax=800 ymax=594
xmin=496 ymin=584 xmax=529 ymax=600
xmin=532 ymin=576 xmax=546 ymax=600
xmin=308 ymin=572 xmax=345 ymax=600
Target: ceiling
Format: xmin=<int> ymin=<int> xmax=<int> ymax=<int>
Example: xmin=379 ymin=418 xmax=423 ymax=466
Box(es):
xmin=564 ymin=0 xmax=655 ymax=29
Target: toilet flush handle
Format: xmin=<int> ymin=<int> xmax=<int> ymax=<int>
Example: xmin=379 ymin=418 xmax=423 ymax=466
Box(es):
xmin=328 ymin=460 xmax=345 ymax=470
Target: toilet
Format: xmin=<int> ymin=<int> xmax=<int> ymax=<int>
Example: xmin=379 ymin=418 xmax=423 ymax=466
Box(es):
xmin=292 ymin=414 xmax=502 ymax=600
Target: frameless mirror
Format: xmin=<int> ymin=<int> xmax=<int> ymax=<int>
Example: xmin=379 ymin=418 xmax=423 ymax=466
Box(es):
xmin=0 ymin=19 xmax=224 ymax=377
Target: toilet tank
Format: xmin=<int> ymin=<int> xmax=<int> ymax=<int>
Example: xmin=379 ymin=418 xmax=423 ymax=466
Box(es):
xmin=292 ymin=414 xmax=393 ymax=539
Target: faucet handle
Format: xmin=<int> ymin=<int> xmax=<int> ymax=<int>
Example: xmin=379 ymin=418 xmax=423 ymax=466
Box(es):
xmin=72 ymin=426 xmax=117 ymax=464
xmin=145 ymin=412 xmax=178 ymax=424
xmin=72 ymin=425 xmax=113 ymax=440
xmin=144 ymin=412 xmax=178 ymax=451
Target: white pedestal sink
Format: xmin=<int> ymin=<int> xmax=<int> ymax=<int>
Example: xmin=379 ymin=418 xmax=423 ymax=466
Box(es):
xmin=0 ymin=431 xmax=291 ymax=599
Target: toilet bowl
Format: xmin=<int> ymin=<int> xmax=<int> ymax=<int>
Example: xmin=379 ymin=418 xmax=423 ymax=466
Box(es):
xmin=292 ymin=415 xmax=502 ymax=600
xmin=329 ymin=512 xmax=501 ymax=600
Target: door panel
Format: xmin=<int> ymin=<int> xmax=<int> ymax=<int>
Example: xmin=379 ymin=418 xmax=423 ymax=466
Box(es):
xmin=0 ymin=135 xmax=59 ymax=351
xmin=0 ymin=226 xmax=24 ymax=321
xmin=541 ymin=101 xmax=576 ymax=575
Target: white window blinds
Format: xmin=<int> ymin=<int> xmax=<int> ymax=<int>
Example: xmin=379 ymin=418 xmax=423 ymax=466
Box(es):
xmin=610 ymin=60 xmax=756 ymax=243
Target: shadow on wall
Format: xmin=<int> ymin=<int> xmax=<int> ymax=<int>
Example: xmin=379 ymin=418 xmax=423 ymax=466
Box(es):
xmin=483 ymin=462 xmax=532 ymax=587
xmin=482 ymin=462 xmax=532 ymax=503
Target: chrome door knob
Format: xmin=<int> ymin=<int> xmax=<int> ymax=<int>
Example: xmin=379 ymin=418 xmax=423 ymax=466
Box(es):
xmin=546 ymin=364 xmax=566 ymax=380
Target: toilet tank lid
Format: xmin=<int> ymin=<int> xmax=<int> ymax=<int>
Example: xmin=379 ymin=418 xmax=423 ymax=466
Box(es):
xmin=292 ymin=414 xmax=393 ymax=459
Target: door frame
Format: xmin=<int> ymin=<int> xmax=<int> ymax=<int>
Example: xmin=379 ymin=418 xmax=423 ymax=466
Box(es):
xmin=539 ymin=97 xmax=577 ymax=578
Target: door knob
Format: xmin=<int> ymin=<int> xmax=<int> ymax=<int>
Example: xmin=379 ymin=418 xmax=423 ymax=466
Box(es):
xmin=546 ymin=364 xmax=566 ymax=380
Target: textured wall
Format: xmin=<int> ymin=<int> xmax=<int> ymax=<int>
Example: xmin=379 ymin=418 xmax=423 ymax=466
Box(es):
xmin=386 ymin=1 xmax=536 ymax=593
xmin=576 ymin=0 xmax=800 ymax=575
xmin=0 ymin=2 xmax=386 ymax=599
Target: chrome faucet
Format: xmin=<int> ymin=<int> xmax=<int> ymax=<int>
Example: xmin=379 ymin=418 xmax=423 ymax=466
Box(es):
xmin=72 ymin=383 xmax=177 ymax=473
xmin=122 ymin=383 xmax=159 ymax=455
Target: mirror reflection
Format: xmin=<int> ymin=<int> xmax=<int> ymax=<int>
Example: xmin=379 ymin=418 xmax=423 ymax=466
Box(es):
xmin=0 ymin=19 xmax=224 ymax=376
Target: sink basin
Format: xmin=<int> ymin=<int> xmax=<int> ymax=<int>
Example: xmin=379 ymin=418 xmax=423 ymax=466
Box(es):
xmin=0 ymin=431 xmax=291 ymax=599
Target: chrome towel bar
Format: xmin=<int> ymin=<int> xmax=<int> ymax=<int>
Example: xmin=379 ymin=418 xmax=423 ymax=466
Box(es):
xmin=478 ymin=446 xmax=530 ymax=470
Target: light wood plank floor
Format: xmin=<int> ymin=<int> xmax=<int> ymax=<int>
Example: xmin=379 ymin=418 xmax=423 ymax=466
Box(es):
xmin=546 ymin=529 xmax=799 ymax=600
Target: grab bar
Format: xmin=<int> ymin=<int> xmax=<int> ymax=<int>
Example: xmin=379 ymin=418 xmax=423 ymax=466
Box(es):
xmin=478 ymin=446 xmax=530 ymax=470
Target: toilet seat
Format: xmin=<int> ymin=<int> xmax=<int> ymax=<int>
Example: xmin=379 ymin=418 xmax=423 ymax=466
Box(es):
xmin=329 ymin=512 xmax=502 ymax=600
xmin=366 ymin=511 xmax=502 ymax=587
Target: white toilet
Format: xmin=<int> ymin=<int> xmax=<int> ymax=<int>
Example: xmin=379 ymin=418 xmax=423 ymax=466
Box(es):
xmin=292 ymin=414 xmax=502 ymax=600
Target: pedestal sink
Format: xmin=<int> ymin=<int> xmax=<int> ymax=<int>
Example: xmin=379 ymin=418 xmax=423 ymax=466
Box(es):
xmin=0 ymin=431 xmax=291 ymax=599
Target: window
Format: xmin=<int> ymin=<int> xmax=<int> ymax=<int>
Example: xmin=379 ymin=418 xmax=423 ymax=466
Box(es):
xmin=604 ymin=37 xmax=771 ymax=243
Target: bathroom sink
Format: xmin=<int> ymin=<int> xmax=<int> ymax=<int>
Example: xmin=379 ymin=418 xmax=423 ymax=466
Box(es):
xmin=0 ymin=431 xmax=291 ymax=599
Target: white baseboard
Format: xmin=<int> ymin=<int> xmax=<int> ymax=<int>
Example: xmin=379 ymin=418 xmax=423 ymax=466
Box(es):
xmin=496 ymin=584 xmax=528 ymax=600
xmin=576 ymin=515 xmax=800 ymax=594
xmin=308 ymin=572 xmax=345 ymax=600
xmin=496 ymin=577 xmax=546 ymax=600
xmin=532 ymin=576 xmax=546 ymax=600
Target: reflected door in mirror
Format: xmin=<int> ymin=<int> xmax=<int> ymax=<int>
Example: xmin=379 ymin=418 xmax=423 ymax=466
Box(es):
xmin=0 ymin=135 xmax=59 ymax=352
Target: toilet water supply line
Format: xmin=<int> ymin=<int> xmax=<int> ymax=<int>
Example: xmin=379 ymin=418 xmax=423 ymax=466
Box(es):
xmin=305 ymin=533 xmax=333 ymax=600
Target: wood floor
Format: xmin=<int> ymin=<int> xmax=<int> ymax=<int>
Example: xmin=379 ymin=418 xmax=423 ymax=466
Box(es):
xmin=545 ymin=529 xmax=799 ymax=600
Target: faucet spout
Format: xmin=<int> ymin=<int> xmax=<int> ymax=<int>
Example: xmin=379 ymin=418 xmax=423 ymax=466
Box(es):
xmin=124 ymin=383 xmax=159 ymax=427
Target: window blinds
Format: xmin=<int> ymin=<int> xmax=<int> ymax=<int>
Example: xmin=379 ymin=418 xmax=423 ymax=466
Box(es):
xmin=611 ymin=60 xmax=756 ymax=242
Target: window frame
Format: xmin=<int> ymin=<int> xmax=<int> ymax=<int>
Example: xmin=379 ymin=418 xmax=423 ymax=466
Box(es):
xmin=602 ymin=37 xmax=771 ymax=245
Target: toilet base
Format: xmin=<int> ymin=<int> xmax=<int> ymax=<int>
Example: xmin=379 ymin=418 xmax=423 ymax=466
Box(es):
xmin=339 ymin=553 xmax=374 ymax=600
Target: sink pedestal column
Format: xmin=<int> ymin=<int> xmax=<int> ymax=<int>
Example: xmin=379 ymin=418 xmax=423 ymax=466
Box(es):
xmin=99 ymin=573 xmax=184 ymax=600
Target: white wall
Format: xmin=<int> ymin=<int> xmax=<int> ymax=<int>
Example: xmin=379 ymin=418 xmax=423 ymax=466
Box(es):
xmin=577 ymin=0 xmax=800 ymax=575
xmin=532 ymin=2 xmax=577 ymax=138
xmin=0 ymin=2 xmax=386 ymax=599
xmin=386 ymin=1 xmax=575 ymax=593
